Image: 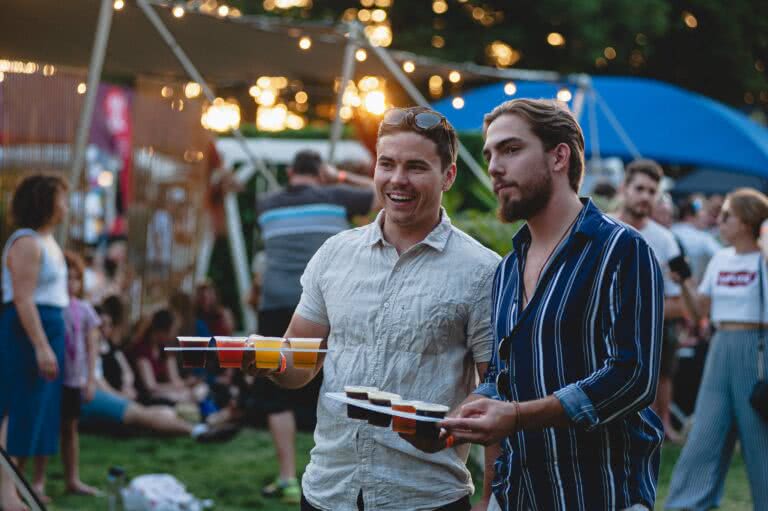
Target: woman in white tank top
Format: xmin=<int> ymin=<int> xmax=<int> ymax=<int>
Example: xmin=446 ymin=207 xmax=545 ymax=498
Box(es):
xmin=0 ymin=174 xmax=69 ymax=510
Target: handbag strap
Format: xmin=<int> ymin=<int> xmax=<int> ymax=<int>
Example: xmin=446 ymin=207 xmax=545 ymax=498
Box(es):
xmin=759 ymin=257 xmax=766 ymax=381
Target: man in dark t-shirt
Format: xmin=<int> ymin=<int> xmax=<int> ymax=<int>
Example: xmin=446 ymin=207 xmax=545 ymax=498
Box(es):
xmin=251 ymin=149 xmax=376 ymax=504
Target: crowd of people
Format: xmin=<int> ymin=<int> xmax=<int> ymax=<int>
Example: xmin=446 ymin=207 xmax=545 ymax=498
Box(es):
xmin=0 ymin=177 xmax=243 ymax=510
xmin=1 ymin=98 xmax=767 ymax=511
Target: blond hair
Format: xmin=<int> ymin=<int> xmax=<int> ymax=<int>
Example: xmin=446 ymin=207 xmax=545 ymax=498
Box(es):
xmin=727 ymin=188 xmax=768 ymax=239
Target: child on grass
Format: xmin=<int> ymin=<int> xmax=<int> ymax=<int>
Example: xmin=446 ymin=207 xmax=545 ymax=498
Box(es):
xmin=61 ymin=251 xmax=100 ymax=496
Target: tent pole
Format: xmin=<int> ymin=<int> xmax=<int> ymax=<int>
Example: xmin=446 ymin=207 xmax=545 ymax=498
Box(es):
xmin=328 ymin=24 xmax=359 ymax=164
xmin=135 ymin=0 xmax=278 ymax=190
xmin=365 ymin=40 xmax=492 ymax=191
xmin=594 ymin=91 xmax=641 ymax=160
xmin=587 ymin=88 xmax=602 ymax=165
xmin=195 ymin=214 xmax=215 ymax=284
xmin=137 ymin=0 xmax=258 ymax=332
xmin=65 ymin=0 xmax=114 ymax=245
xmin=223 ymin=192 xmax=257 ymax=333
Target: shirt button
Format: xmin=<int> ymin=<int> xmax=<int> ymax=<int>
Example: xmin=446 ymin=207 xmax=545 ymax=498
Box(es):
xmin=384 ymin=302 xmax=389 ymax=308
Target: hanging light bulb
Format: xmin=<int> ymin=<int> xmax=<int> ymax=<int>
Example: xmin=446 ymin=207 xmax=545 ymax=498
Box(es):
xmin=201 ymin=98 xmax=241 ymax=132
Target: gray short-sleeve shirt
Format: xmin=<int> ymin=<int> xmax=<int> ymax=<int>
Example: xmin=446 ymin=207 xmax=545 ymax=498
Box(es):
xmin=296 ymin=209 xmax=500 ymax=511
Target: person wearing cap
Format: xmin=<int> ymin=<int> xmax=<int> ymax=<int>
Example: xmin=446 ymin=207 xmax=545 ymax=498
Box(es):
xmin=245 ymin=106 xmax=500 ymax=511
xmin=439 ymin=99 xmax=664 ymax=511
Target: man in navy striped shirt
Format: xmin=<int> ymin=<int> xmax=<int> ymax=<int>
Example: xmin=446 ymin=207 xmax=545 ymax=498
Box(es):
xmin=440 ymin=99 xmax=665 ymax=510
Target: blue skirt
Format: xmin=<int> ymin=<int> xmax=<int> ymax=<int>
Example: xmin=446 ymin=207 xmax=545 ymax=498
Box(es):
xmin=0 ymin=304 xmax=65 ymax=457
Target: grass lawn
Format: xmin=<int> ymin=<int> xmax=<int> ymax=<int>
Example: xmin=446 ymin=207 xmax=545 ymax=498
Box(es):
xmin=21 ymin=430 xmax=753 ymax=510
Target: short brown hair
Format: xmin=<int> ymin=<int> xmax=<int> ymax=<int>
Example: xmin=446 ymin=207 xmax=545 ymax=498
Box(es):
xmin=483 ymin=99 xmax=585 ymax=192
xmin=10 ymin=173 xmax=69 ymax=229
xmin=624 ymin=159 xmax=664 ymax=185
xmin=377 ymin=106 xmax=458 ymax=171
xmin=727 ymin=188 xmax=768 ymax=239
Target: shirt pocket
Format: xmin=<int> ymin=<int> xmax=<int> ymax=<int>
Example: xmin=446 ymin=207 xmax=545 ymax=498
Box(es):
xmin=409 ymin=301 xmax=462 ymax=355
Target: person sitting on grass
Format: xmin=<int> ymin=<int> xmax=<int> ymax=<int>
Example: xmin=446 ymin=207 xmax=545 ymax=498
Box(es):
xmin=79 ymin=296 xmax=238 ymax=443
xmin=128 ymin=309 xmax=202 ymax=408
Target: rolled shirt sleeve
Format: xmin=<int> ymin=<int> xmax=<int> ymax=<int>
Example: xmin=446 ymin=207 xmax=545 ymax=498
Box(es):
xmin=554 ymin=236 xmax=664 ymax=431
xmin=295 ymin=241 xmax=331 ymax=326
xmin=473 ymin=267 xmax=503 ymax=401
xmin=466 ymin=263 xmax=499 ymax=364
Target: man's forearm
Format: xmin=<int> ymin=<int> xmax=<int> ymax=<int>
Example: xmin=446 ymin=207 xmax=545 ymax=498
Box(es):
xmin=268 ymin=352 xmax=322 ymax=389
xmin=482 ymin=443 xmax=500 ymax=500
xmin=519 ymin=395 xmax=571 ymax=430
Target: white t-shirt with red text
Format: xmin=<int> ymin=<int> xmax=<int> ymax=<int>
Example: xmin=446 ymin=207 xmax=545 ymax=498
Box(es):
xmin=698 ymin=248 xmax=768 ymax=324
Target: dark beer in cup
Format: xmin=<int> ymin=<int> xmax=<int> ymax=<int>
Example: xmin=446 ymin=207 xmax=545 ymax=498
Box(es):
xmin=344 ymin=386 xmax=378 ymax=420
xmin=415 ymin=403 xmax=450 ymax=438
xmin=367 ymin=391 xmax=401 ymax=427
xmin=177 ymin=337 xmax=210 ymax=368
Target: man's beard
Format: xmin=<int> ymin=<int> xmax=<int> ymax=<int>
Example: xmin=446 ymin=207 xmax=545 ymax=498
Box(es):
xmin=497 ymin=170 xmax=553 ymax=223
xmin=624 ymin=202 xmax=650 ymax=220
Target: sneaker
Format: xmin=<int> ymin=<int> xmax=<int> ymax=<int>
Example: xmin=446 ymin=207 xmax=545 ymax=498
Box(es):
xmin=194 ymin=422 xmax=241 ymax=443
xmin=261 ymin=477 xmax=301 ymax=504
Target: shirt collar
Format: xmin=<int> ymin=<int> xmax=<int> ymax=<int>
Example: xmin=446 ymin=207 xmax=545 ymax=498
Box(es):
xmin=511 ymin=197 xmax=599 ymax=253
xmin=364 ymin=207 xmax=453 ymax=252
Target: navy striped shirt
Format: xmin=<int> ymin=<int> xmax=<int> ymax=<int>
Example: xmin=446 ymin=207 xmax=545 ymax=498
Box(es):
xmin=474 ymin=199 xmax=665 ymax=510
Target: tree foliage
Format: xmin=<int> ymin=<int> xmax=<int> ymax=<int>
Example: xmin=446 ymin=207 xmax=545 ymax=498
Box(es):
xmin=236 ymin=0 xmax=767 ymax=109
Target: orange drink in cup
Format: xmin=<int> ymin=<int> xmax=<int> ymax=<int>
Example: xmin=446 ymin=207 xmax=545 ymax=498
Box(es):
xmin=253 ymin=336 xmax=285 ymax=369
xmin=287 ymin=338 xmax=323 ymax=369
xmin=391 ymin=399 xmax=419 ymax=435
xmin=214 ymin=337 xmax=247 ymax=368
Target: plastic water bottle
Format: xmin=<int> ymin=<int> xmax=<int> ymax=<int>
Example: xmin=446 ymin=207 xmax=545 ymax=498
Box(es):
xmin=106 ymin=466 xmax=126 ymax=511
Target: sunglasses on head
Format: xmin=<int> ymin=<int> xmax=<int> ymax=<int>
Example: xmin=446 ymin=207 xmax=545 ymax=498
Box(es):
xmin=382 ymin=108 xmax=447 ymax=131
xmin=381 ymin=108 xmax=455 ymax=163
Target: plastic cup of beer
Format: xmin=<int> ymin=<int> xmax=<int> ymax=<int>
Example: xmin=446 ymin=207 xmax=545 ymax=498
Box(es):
xmin=287 ymin=338 xmax=323 ymax=369
xmin=415 ymin=402 xmax=450 ymax=438
xmin=253 ymin=337 xmax=285 ymax=369
xmin=177 ymin=337 xmax=210 ymax=368
xmin=367 ymin=391 xmax=401 ymax=427
xmin=344 ymin=385 xmax=378 ymax=420
xmin=391 ymin=399 xmax=419 ymax=435
xmin=214 ymin=337 xmax=247 ymax=369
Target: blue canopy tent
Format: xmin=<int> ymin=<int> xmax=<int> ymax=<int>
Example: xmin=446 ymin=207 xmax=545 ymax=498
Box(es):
xmin=432 ymin=76 xmax=768 ymax=180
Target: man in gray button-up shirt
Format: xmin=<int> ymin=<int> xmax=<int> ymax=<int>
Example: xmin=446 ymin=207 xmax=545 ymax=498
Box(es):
xmin=246 ymin=106 xmax=500 ymax=511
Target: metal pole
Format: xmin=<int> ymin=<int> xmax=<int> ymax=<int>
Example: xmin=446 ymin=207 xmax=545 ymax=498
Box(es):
xmin=587 ymin=87 xmax=602 ymax=164
xmin=65 ymin=0 xmax=114 ymax=244
xmin=365 ymin=39 xmax=492 ymax=191
xmin=1 ymin=445 xmax=45 ymax=511
xmin=194 ymin=214 xmax=215 ymax=283
xmin=137 ymin=0 xmax=267 ymax=332
xmin=135 ymin=0 xmax=278 ymax=190
xmin=223 ymin=193 xmax=257 ymax=333
xmin=328 ymin=24 xmax=359 ymax=164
